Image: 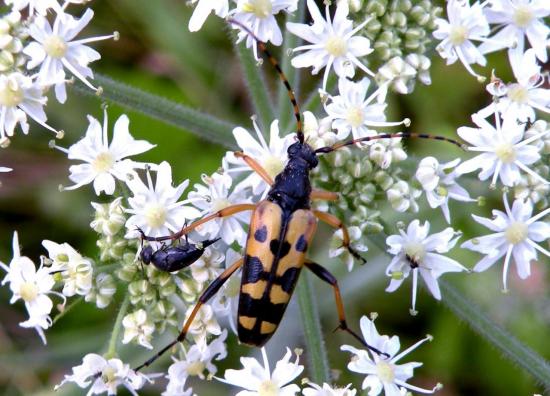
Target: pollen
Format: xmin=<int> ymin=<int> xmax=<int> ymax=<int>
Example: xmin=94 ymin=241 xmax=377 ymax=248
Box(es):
xmin=92 ymin=152 xmax=115 ymax=173
xmin=20 ymin=281 xmax=39 ymax=302
xmin=448 ymin=25 xmax=468 ymax=46
xmin=494 ymin=142 xmax=516 ymax=163
xmin=186 ymin=361 xmax=206 ymax=376
xmin=325 ymin=35 xmax=348 ymax=57
xmin=242 ymin=0 xmax=273 ymax=18
xmin=263 ymin=155 xmax=285 ymax=179
xmin=346 ymin=106 xmax=365 ymax=128
xmin=404 ymin=241 xmax=426 ymax=263
xmin=0 ymin=77 xmax=24 ymax=107
xmin=507 ymin=83 xmax=529 ymax=104
xmin=145 ymin=204 xmax=167 ymax=228
xmin=376 ymin=360 xmax=396 ymax=383
xmin=43 ymin=35 xmax=68 ymax=59
xmin=212 ymin=198 xmax=231 ymax=212
xmin=258 ymin=380 xmax=279 ymax=396
xmin=504 ymin=221 xmax=528 ymax=245
xmin=513 ymin=5 xmax=533 ymax=28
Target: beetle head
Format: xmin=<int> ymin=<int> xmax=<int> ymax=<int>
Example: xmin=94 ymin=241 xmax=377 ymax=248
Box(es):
xmin=287 ymin=142 xmax=318 ymax=169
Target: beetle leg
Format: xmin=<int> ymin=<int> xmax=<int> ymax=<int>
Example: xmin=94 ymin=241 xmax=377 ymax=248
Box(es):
xmin=140 ymin=204 xmax=257 ymax=242
xmin=312 ymin=210 xmax=366 ymax=264
xmin=311 ymin=189 xmax=339 ymax=201
xmin=134 ymin=257 xmax=244 ymax=371
xmin=234 ymin=151 xmax=274 ymax=186
xmin=305 ymin=260 xmax=388 ymax=358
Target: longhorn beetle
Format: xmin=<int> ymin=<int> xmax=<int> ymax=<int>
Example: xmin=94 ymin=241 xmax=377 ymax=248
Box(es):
xmin=138 ymin=227 xmax=220 ymax=273
xmin=134 ymin=20 xmax=464 ymax=371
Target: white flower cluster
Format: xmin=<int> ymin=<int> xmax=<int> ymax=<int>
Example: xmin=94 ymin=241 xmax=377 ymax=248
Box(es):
xmin=433 ymin=0 xmax=550 ymax=80
xmin=0 ymin=231 xmax=95 ymax=344
xmin=0 ymin=0 xmax=117 ymax=150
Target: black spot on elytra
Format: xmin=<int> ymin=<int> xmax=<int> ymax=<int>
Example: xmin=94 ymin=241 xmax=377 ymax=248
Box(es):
xmin=254 ymin=226 xmax=268 ymax=242
xmin=244 ymin=255 xmax=264 ymax=283
xmin=295 ymin=235 xmax=308 ymax=252
xmin=277 ymin=267 xmax=300 ymax=293
xmin=270 ymin=239 xmax=291 ymax=257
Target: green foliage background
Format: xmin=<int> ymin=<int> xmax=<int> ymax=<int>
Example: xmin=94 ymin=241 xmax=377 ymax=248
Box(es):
xmin=0 ymin=1 xmax=548 ymax=395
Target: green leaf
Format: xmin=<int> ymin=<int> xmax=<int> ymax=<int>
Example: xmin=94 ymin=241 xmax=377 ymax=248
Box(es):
xmin=71 ymin=74 xmax=237 ymax=149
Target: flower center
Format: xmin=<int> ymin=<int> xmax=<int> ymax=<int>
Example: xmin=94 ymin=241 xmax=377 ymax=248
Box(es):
xmin=346 ymin=106 xmax=365 ymax=128
xmin=258 ymin=380 xmax=279 ymax=396
xmin=43 ymin=35 xmax=68 ymax=58
xmin=495 ymin=142 xmax=516 ymax=163
xmin=513 ymin=5 xmax=533 ymax=28
xmin=376 ymin=360 xmax=395 ymax=383
xmin=145 ymin=204 xmax=167 ymax=228
xmin=262 ymin=155 xmax=285 ymax=179
xmin=102 ymin=365 xmax=118 ymax=384
xmin=0 ymin=77 xmax=24 ymax=107
xmin=449 ymin=25 xmax=468 ymax=46
xmin=505 ymin=221 xmax=528 ymax=244
xmin=242 ymin=0 xmax=273 ymax=18
xmin=507 ymin=83 xmax=529 ymax=104
xmin=186 ymin=361 xmax=205 ymax=376
xmin=404 ymin=242 xmax=426 ymax=264
xmin=325 ymin=35 xmax=348 ymax=57
xmin=92 ymin=152 xmax=115 ymax=173
xmin=212 ymin=198 xmax=231 ymax=212
xmin=20 ymin=281 xmax=39 ymax=302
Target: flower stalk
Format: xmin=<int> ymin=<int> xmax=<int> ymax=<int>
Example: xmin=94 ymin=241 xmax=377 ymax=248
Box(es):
xmin=71 ymin=74 xmax=237 ymax=149
xmin=297 ymin=272 xmax=330 ymax=384
xmin=106 ymin=293 xmax=130 ymax=359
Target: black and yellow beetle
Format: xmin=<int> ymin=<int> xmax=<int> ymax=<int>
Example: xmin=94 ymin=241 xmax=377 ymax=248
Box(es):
xmin=135 ymin=21 xmax=462 ymax=371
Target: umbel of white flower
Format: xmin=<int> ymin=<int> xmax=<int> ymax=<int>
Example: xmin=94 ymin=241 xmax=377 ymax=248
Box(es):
xmin=0 ymin=232 xmax=61 ymax=344
xmin=217 ymin=347 xmax=304 ymax=395
xmin=55 ymin=110 xmax=156 ymax=195
xmin=287 ymin=0 xmax=374 ymax=92
xmin=385 ymin=220 xmax=468 ymax=314
xmin=24 ymin=8 xmax=118 ymax=103
xmin=462 ymin=194 xmax=550 ymax=291
xmin=341 ymin=316 xmax=441 ymax=396
xmin=0 ymin=72 xmax=56 ymax=142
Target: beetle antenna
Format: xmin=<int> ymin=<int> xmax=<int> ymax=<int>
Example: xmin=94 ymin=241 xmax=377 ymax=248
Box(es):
xmin=227 ymin=18 xmax=304 ymax=144
xmin=315 ymin=132 xmax=466 ymax=154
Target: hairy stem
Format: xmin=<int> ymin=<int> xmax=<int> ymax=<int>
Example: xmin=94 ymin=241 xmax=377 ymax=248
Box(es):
xmin=440 ymin=279 xmax=550 ymax=390
xmin=297 ymin=272 xmax=331 ymax=384
xmin=71 ymin=74 xmax=236 ymax=149
xmin=106 ymin=293 xmax=130 ymax=359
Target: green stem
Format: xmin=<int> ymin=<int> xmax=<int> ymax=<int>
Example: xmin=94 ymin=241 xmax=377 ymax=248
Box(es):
xmin=71 ymin=74 xmax=236 ymax=149
xmin=368 ymin=232 xmax=550 ymax=389
xmin=297 ymin=272 xmax=330 ymax=384
xmin=439 ymin=279 xmax=550 ymax=390
xmin=233 ymin=38 xmax=275 ymax=133
xmin=52 ymin=297 xmax=83 ymax=325
xmin=277 ymin=1 xmax=305 ymax=135
xmin=106 ymin=293 xmax=130 ymax=359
